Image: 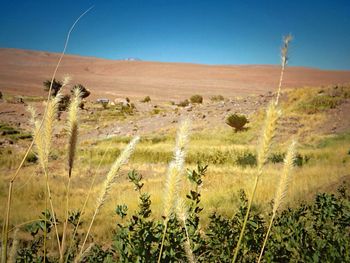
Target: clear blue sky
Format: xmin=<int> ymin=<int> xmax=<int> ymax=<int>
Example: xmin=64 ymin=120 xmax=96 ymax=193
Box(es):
xmin=0 ymin=0 xmax=349 ymax=70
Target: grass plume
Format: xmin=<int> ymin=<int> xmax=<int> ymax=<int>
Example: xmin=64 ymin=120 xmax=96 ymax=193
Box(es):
xmin=0 ymin=7 xmax=93 ymax=262
xmin=176 ymin=198 xmax=195 ymax=263
xmin=8 ymin=228 xmax=18 ymax=263
xmin=232 ymin=34 xmax=292 ymax=262
xmin=78 ymin=136 xmax=140 ymax=259
xmin=31 ymin=95 xmax=62 ymax=257
xmin=158 ymin=119 xmax=191 ymax=263
xmin=258 ymin=140 xmax=297 ymax=262
xmin=276 ymin=34 xmax=293 ymax=105
xmin=61 ymin=88 xmax=82 ymax=262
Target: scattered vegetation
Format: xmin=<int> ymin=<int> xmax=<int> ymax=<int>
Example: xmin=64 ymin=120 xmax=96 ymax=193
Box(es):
xmin=0 ymin=123 xmax=32 ymax=141
xmin=210 ymin=95 xmax=225 ymax=102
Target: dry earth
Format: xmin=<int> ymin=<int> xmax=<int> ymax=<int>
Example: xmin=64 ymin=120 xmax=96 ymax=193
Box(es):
xmin=1 ymin=48 xmax=350 ymax=101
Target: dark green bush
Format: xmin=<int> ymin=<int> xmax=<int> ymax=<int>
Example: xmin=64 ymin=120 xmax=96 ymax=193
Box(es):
xmin=58 ymin=94 xmax=71 ymax=111
xmin=178 ymin=99 xmax=190 ymax=107
xmin=71 ymin=84 xmax=91 ymax=99
xmin=190 ymin=95 xmax=203 ymax=104
xmin=141 ymin=96 xmax=151 ymax=103
xmin=268 ymin=152 xmax=285 ymax=164
xmin=235 ymin=152 xmax=257 ymax=167
xmin=43 ymin=78 xmax=62 ymax=96
xmin=298 ymin=94 xmax=341 ymax=114
xmin=210 ymin=95 xmax=225 ymax=102
xmin=226 ymin=114 xmax=249 ymax=132
xmin=25 ymin=152 xmax=38 ymax=164
xmin=293 ymin=153 xmax=310 ymax=167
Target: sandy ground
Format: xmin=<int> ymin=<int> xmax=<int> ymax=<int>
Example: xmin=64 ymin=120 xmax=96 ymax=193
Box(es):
xmin=1 ymin=48 xmax=350 ymax=102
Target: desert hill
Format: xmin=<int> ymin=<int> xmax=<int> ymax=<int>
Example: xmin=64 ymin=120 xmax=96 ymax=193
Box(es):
xmin=1 ymin=48 xmax=350 ymax=100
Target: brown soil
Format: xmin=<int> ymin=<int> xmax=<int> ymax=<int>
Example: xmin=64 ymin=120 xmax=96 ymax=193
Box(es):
xmin=1 ymin=48 xmax=350 ymax=102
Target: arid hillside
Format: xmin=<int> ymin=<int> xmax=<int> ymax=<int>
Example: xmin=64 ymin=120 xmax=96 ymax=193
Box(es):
xmin=1 ymin=48 xmax=350 ymax=101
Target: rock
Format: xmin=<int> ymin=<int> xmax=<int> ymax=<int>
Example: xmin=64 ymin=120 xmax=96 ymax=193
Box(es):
xmin=185 ymin=105 xmax=193 ymax=112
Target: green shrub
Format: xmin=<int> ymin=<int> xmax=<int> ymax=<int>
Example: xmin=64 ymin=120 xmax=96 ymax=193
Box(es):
xmin=178 ymin=99 xmax=190 ymax=107
xmin=226 ymin=114 xmax=249 ymax=132
xmin=71 ymin=84 xmax=90 ymax=99
xmin=268 ymin=152 xmax=285 ymax=164
xmin=25 ymin=152 xmax=38 ymax=164
xmin=190 ymin=94 xmax=203 ymax=104
xmin=293 ymin=153 xmax=310 ymax=167
xmin=235 ymin=152 xmax=257 ymax=167
xmin=297 ymin=94 xmax=341 ymax=114
xmin=210 ymin=95 xmax=225 ymax=102
xmin=58 ymin=94 xmax=71 ymax=111
xmin=141 ymin=96 xmax=151 ymax=103
xmin=43 ymin=78 xmax=62 ymax=96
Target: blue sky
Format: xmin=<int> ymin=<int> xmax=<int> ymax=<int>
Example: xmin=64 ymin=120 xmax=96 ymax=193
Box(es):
xmin=0 ymin=0 xmax=349 ymax=69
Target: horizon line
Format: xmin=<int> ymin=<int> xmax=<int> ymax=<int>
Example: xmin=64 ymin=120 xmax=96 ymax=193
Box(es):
xmin=1 ymin=46 xmax=350 ymax=72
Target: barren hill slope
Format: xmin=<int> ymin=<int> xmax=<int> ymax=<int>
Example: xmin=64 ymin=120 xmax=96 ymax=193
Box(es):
xmin=1 ymin=48 xmax=350 ymax=100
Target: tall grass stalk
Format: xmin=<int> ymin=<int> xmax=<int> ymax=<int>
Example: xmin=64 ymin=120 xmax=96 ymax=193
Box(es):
xmin=158 ymin=119 xmax=191 ymax=263
xmin=31 ymin=95 xmax=62 ymax=257
xmin=232 ymin=102 xmax=280 ymax=262
xmin=275 ymin=34 xmax=292 ymax=106
xmin=258 ymin=140 xmax=296 ymax=262
xmin=176 ymin=199 xmax=195 ymax=263
xmin=0 ymin=7 xmax=93 ymax=263
xmin=65 ymin=136 xmax=113 ymax=263
xmin=232 ymin=34 xmax=291 ymax=263
xmin=60 ymin=88 xmax=82 ymax=262
xmin=8 ymin=228 xmax=18 ymax=263
xmin=77 ymin=136 xmax=140 ymax=260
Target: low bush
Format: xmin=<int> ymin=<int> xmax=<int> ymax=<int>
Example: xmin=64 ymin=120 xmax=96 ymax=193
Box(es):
xmin=268 ymin=152 xmax=285 ymax=164
xmin=25 ymin=152 xmax=38 ymax=164
xmin=58 ymin=94 xmax=71 ymax=111
xmin=178 ymin=99 xmax=190 ymax=107
xmin=226 ymin=114 xmax=249 ymax=132
xmin=297 ymin=94 xmax=341 ymax=114
xmin=210 ymin=95 xmax=225 ymax=102
xmin=141 ymin=96 xmax=151 ymax=103
xmin=235 ymin=151 xmax=257 ymax=167
xmin=190 ymin=94 xmax=203 ymax=104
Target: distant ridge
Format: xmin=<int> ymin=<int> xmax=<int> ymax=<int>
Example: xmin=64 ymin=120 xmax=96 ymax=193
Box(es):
xmin=123 ymin=57 xmax=142 ymax=61
xmin=0 ymin=48 xmax=350 ymax=100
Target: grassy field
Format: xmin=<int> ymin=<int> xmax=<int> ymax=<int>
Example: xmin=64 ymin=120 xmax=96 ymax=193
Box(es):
xmin=1 ymin=85 xmax=349 ymax=249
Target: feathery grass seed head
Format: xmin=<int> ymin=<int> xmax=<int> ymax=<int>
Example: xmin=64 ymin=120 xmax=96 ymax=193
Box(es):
xmin=163 ymin=119 xmax=191 ymax=219
xmin=67 ymin=88 xmax=82 ymax=177
xmin=257 ymin=102 xmax=281 ymax=170
xmin=96 ymin=136 xmax=140 ymax=212
xmin=273 ymin=140 xmax=297 ymax=214
xmin=281 ymin=34 xmax=293 ymax=67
